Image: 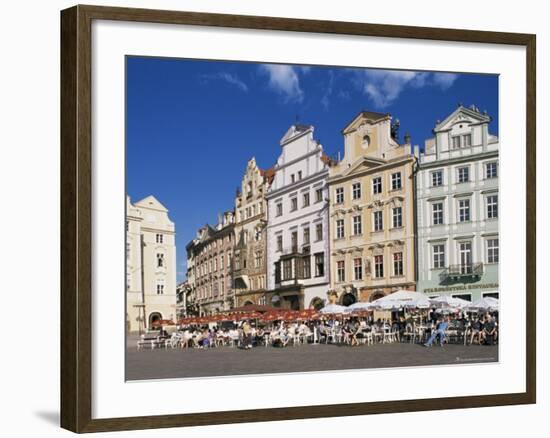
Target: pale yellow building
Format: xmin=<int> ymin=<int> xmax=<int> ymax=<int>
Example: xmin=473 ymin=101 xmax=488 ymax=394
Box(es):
xmin=327 ymin=111 xmax=417 ymax=304
xmin=126 ymin=195 xmax=177 ymax=333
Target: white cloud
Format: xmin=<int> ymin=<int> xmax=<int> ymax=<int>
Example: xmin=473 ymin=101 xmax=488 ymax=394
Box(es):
xmin=259 ymin=64 xmax=304 ymax=103
xmin=320 ymin=71 xmax=334 ymax=110
xmin=432 ymin=72 xmax=459 ymax=89
xmin=354 ymin=69 xmax=459 ymax=108
xmin=201 ymin=72 xmax=248 ymax=92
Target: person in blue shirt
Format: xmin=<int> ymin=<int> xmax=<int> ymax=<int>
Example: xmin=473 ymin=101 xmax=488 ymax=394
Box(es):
xmin=424 ymin=316 xmax=450 ymax=347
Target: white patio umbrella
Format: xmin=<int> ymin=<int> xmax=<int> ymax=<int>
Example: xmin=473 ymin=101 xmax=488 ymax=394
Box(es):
xmin=344 ymin=301 xmax=374 ymax=313
xmin=466 ymin=297 xmax=499 ymax=312
xmin=371 ymin=290 xmax=431 ymax=310
xmin=429 ymin=295 xmax=470 ymax=309
xmin=319 ymin=304 xmax=347 ymax=314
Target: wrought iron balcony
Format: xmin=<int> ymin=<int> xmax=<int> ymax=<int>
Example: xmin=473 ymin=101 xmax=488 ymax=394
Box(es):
xmin=443 ymin=263 xmax=484 ymax=279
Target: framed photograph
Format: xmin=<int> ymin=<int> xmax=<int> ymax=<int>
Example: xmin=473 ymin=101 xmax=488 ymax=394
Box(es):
xmin=60 ymin=4 xmax=536 ymax=433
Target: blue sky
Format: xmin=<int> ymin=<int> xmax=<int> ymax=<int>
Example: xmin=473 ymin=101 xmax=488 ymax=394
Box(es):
xmin=126 ymin=57 xmax=499 ymax=282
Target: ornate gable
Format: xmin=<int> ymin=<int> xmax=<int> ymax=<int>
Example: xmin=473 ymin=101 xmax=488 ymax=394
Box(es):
xmin=341 ymin=155 xmax=386 ymax=178
xmin=434 ymin=106 xmax=491 ymax=133
xmin=342 ymin=111 xmax=390 ymax=135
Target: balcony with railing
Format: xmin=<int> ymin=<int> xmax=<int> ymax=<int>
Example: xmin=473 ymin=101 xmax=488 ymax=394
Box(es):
xmin=440 ymin=263 xmax=484 ymax=280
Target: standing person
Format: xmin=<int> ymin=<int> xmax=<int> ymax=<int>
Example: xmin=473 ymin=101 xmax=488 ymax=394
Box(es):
xmin=242 ymin=320 xmax=253 ymax=350
xmin=424 ymin=317 xmax=450 ymax=347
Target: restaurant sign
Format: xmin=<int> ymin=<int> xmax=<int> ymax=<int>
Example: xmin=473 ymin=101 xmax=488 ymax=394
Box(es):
xmin=424 ymin=283 xmax=499 ymax=294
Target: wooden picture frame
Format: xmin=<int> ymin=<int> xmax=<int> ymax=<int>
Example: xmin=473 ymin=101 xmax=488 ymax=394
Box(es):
xmin=60 ymin=4 xmax=536 ymax=433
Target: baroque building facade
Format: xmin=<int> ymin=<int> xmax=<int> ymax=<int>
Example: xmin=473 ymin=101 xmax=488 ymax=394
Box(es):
xmin=126 ymin=195 xmax=177 ymax=333
xmin=327 ymin=111 xmax=417 ymax=304
xmin=187 ymin=211 xmax=235 ymax=315
xmin=233 ymin=157 xmax=274 ymax=307
xmin=416 ymin=105 xmax=499 ymax=301
xmin=266 ymin=124 xmax=331 ymax=310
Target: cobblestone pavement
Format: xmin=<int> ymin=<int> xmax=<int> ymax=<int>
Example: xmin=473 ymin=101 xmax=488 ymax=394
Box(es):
xmin=126 ymin=336 xmax=498 ymax=381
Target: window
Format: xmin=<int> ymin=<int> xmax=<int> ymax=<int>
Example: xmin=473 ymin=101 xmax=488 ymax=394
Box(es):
xmin=235 ymin=256 xmax=241 ymax=270
xmin=303 ymin=227 xmax=310 ymax=244
xmin=227 ymin=252 xmax=232 ymax=268
xmin=315 ymin=223 xmax=323 ymax=241
xmin=214 ymin=257 xmax=218 ymax=271
xmin=126 ymin=242 xmax=130 ymax=261
xmin=156 ymin=279 xmax=165 ymax=295
xmin=393 ymin=252 xmax=403 ymax=276
xmin=459 ymin=241 xmax=472 ymax=273
xmin=315 ymin=188 xmax=323 ymax=203
xmin=463 ymin=134 xmax=472 ymax=147
xmin=457 ymin=166 xmax=470 ymax=183
xmin=352 ymin=182 xmax=361 ymax=200
xmin=458 ymin=199 xmax=471 ymax=222
xmin=156 ymin=234 xmax=163 ymax=243
xmin=302 ymin=256 xmax=311 ymax=278
xmin=126 ymin=220 xmax=129 ymax=232
xmin=487 ymin=195 xmax=498 ymax=219
xmin=290 ymin=197 xmax=298 ymax=212
xmin=335 ymin=187 xmax=344 ymax=204
xmin=373 ymin=211 xmax=383 ymax=231
xmin=487 ymin=238 xmax=499 ymax=263
xmin=303 ymin=192 xmax=310 ymax=207
xmin=452 ymin=136 xmax=461 ymax=148
xmin=221 ymin=276 xmax=225 ymax=294
xmin=255 ymin=252 xmax=262 ymax=268
xmin=291 ymin=174 xmax=295 ymax=183
xmin=276 ymin=202 xmax=283 ymax=217
xmin=392 ymin=207 xmax=403 ymax=228
xmin=283 ymin=259 xmax=292 ymax=280
xmin=354 ymin=258 xmax=362 ymax=280
xmin=220 ymin=254 xmax=224 ymax=269
xmin=298 ymin=170 xmax=302 ymax=180
xmin=156 ymin=253 xmax=164 ymax=268
xmin=336 ymin=219 xmax=345 ymax=239
xmin=374 ymin=255 xmax=384 ymax=278
xmin=276 ymin=235 xmax=283 ymax=252
xmin=391 ymin=172 xmax=402 ymax=190
xmin=372 ymin=176 xmax=382 ymax=194
xmin=274 ymin=262 xmax=281 ymax=283
xmin=486 ymin=162 xmax=498 ymax=179
xmin=337 ymin=261 xmax=345 ymax=282
xmin=431 ymin=170 xmax=443 ymax=187
xmin=352 ymin=215 xmax=362 ymax=236
xmin=432 ymin=202 xmax=444 ymax=225
xmin=315 ymin=253 xmax=325 ymax=277
xmin=291 ymin=231 xmax=298 ymax=251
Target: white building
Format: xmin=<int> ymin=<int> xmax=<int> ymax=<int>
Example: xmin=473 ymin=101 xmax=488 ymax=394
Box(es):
xmin=416 ymin=105 xmax=499 ymax=302
xmin=266 ymin=124 xmax=332 ymax=310
xmin=126 ymin=195 xmax=177 ymax=333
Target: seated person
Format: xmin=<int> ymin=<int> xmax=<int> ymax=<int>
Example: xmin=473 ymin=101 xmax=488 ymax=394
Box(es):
xmin=469 ymin=318 xmax=484 ymax=345
xmin=424 ymin=317 xmax=450 ymax=347
xmin=482 ymin=316 xmax=497 ymax=345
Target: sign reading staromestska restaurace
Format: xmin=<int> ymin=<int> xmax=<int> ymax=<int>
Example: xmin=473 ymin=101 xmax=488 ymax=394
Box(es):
xmin=424 ymin=283 xmax=499 ymax=294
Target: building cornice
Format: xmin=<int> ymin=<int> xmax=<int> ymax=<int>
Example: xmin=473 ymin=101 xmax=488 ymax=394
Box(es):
xmin=328 ymin=155 xmax=414 ymax=184
xmin=419 ymin=149 xmax=498 ymax=168
xmin=267 ymin=167 xmax=328 ymax=199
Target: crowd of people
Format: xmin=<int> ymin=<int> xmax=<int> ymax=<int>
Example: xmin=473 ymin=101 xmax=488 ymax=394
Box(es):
xmin=150 ymin=308 xmax=499 ymax=350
